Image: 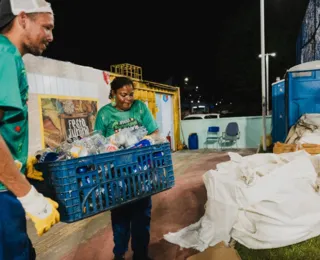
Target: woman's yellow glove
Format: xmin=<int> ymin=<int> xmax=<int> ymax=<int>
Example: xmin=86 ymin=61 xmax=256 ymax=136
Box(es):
xmin=26 ymin=156 xmax=44 ymax=181
xmin=18 ymin=186 xmax=60 ymax=236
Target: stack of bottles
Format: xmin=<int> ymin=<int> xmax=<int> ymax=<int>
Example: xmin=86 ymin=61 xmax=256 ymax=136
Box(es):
xmin=35 ymin=127 xmax=168 ymax=163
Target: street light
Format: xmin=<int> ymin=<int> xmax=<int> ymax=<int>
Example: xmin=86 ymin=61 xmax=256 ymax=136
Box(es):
xmin=260 ymin=0 xmax=267 ymax=152
xmin=259 ymin=52 xmax=276 ymax=116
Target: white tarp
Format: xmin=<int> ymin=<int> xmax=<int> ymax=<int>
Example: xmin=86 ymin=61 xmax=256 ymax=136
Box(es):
xmin=164 ymin=151 xmax=320 ymax=251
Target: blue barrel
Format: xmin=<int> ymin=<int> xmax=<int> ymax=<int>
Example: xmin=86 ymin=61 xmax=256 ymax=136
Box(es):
xmin=188 ymin=133 xmax=199 ymax=150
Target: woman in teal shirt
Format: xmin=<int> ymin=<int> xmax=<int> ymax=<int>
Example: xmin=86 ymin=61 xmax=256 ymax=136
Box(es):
xmin=95 ymin=76 xmax=158 ymax=260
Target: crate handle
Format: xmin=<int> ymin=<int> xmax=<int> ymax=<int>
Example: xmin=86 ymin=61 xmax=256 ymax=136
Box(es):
xmin=114 ymin=153 xmax=137 ymax=166
xmin=151 ymin=146 xmax=164 ymax=152
xmin=77 ymin=157 xmax=95 ymax=167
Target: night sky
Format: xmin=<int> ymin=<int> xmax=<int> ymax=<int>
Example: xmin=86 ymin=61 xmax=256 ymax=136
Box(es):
xmin=44 ymin=0 xmax=310 ymax=115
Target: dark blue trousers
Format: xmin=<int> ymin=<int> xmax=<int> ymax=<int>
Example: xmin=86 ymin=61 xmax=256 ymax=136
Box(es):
xmin=111 ymin=196 xmax=152 ymax=258
xmin=0 ymin=191 xmax=36 ymax=260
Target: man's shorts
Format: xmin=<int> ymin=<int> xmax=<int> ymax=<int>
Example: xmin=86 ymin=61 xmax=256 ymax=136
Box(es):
xmin=0 ymin=191 xmax=36 ymax=260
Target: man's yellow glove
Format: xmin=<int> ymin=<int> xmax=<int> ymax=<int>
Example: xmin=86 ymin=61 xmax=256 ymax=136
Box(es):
xmin=17 ymin=186 xmax=60 ymax=236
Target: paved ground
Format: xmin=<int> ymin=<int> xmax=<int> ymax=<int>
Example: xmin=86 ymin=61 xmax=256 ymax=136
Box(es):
xmin=28 ymin=148 xmax=256 ymax=260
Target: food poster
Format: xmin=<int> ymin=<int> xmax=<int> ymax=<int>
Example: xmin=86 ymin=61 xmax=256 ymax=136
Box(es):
xmin=39 ymin=95 xmax=98 ymax=149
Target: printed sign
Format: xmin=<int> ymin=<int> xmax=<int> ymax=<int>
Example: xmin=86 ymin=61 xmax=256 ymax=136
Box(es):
xmin=39 ymin=96 xmax=98 ymax=148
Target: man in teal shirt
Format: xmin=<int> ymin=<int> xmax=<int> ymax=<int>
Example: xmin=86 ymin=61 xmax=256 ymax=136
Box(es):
xmin=0 ymin=37 xmax=29 ymax=189
xmin=0 ymin=1 xmax=60 ymax=259
xmin=95 ymin=76 xmax=158 ymax=260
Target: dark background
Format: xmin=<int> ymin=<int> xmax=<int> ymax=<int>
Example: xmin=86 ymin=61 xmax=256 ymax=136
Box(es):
xmin=44 ymin=0 xmax=310 ymax=116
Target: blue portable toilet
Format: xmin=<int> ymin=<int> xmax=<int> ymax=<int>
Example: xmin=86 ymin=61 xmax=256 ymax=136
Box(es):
xmin=286 ymin=61 xmax=320 ymax=133
xmin=271 ymin=79 xmax=286 ymax=143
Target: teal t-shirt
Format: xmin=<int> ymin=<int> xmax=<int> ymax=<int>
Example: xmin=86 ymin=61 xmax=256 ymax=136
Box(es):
xmin=0 ymin=35 xmax=29 ymax=191
xmin=94 ymin=100 xmax=158 ymax=138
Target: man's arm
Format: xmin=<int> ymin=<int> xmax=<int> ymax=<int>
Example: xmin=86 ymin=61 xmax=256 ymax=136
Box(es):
xmin=0 ymin=110 xmax=60 ymax=236
xmin=0 ymin=109 xmax=31 ymax=197
xmin=0 ymin=54 xmax=59 ymax=236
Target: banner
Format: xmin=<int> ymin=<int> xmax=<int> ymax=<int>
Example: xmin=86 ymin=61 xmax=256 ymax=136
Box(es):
xmin=39 ymin=95 xmax=98 ymax=149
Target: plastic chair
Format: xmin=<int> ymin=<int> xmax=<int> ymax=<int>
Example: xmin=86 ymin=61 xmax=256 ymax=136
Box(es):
xmin=205 ymin=126 xmax=220 ymax=149
xmin=219 ymin=122 xmax=240 ymax=149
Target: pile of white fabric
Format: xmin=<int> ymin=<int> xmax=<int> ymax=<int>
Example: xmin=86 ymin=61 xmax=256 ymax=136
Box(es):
xmin=164 ymin=150 xmax=320 ymax=251
xmin=286 ymin=113 xmax=320 ymax=144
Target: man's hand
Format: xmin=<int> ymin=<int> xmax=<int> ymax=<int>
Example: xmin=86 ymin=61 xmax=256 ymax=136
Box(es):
xmin=17 ymin=186 xmax=60 ymax=236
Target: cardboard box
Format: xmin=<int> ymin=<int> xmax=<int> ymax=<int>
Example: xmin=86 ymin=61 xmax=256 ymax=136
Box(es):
xmin=187 ymin=242 xmax=241 ymax=260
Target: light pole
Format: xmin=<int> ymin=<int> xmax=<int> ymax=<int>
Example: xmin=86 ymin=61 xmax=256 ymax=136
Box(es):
xmin=259 ymin=52 xmax=276 ymax=116
xmin=260 ymin=0 xmax=267 ymax=152
xmin=266 ymin=53 xmax=276 ymax=115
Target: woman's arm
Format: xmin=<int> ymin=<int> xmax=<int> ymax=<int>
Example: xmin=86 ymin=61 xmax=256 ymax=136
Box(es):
xmin=149 ymin=129 xmax=159 ymax=136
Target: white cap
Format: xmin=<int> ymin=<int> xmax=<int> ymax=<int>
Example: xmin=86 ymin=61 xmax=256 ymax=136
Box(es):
xmin=0 ymin=0 xmax=53 ymax=30
xmin=10 ymin=0 xmax=53 ymax=15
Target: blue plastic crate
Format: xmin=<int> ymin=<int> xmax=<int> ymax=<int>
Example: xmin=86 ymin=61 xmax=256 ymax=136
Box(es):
xmin=36 ymin=143 xmax=174 ymax=223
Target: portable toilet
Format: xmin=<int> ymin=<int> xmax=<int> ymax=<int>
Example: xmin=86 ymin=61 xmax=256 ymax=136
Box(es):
xmin=271 ymin=79 xmax=286 ymax=143
xmin=286 ymin=61 xmax=320 ymax=133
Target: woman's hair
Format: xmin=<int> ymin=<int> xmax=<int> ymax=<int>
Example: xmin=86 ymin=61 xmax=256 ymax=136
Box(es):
xmin=110 ymin=77 xmax=134 ymax=98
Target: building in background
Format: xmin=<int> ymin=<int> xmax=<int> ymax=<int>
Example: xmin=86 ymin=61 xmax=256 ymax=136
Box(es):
xmin=179 ymin=77 xmax=219 ymax=118
xmin=296 ymin=0 xmax=320 ymax=64
xmin=24 ymin=58 xmax=182 ymax=152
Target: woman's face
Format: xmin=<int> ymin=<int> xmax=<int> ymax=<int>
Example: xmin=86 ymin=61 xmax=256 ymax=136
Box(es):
xmin=113 ymin=84 xmax=134 ymax=111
